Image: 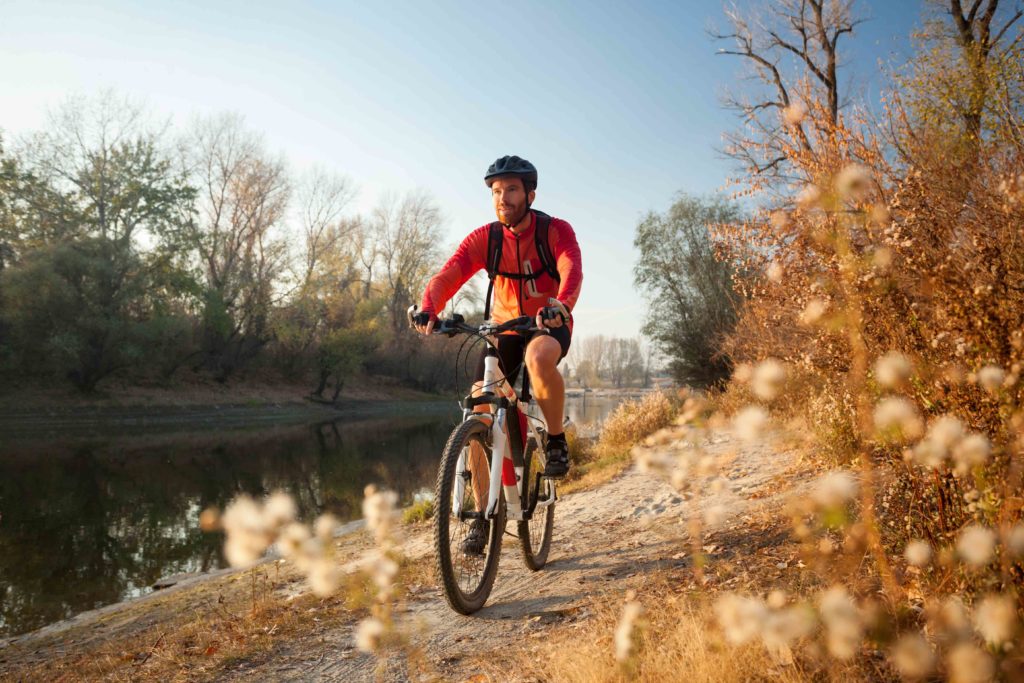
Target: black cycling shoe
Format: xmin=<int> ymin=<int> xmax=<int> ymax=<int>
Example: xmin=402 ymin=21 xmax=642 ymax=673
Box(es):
xmin=460 ymin=518 xmax=490 ymax=556
xmin=543 ymin=433 xmax=570 ymax=478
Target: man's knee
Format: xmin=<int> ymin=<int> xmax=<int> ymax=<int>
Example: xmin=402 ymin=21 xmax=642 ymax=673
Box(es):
xmin=526 ymin=336 xmax=561 ymax=374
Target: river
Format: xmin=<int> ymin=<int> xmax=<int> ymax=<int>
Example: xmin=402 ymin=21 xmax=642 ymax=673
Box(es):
xmin=0 ymin=393 xmax=624 ymax=637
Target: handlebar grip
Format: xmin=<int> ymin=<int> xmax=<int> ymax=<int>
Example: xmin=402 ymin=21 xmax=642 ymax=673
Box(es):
xmin=547 ymin=298 xmax=570 ymax=320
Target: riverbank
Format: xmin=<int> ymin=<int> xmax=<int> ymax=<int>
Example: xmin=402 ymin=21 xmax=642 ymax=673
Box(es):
xmin=0 ymin=376 xmax=449 ymax=437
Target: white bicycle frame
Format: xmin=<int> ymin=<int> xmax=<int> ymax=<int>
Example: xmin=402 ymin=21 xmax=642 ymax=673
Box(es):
xmin=451 ymin=354 xmax=566 ymax=523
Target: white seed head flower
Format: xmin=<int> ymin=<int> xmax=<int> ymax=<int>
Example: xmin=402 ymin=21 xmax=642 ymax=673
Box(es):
xmin=872 ymin=245 xmax=893 ymax=270
xmin=222 ymin=495 xmax=266 ymax=536
xmin=782 ymin=101 xmax=807 ymax=126
xmin=800 ymin=298 xmax=828 ymax=326
xmin=308 ymin=557 xmax=342 ymax=597
xmin=904 ymin=540 xmax=932 ymax=567
xmin=354 ymin=617 xmax=386 ymax=653
xmin=973 ymin=594 xmax=1018 ymax=645
xmin=715 ymin=593 xmax=767 ymax=645
xmin=314 ymin=513 xmax=340 ymax=542
xmin=751 ymin=359 xmax=786 ymax=401
xmin=224 ymin=535 xmax=264 ymax=568
xmin=835 ymin=164 xmax=871 ymax=200
xmin=362 ymin=486 xmax=398 ymax=533
xmin=262 ymin=491 xmax=298 ymax=530
xmin=874 ymin=352 xmax=913 ymax=389
xmin=1005 ymin=524 xmax=1024 ymax=558
xmin=890 ymin=633 xmax=935 ymax=680
xmin=929 ymin=415 xmax=965 ymax=450
xmin=199 ymin=507 xmax=220 ymax=531
xmin=946 ymin=643 xmax=995 ymax=683
xmin=767 ymin=590 xmax=788 ymax=609
xmin=769 ymin=211 xmax=791 ymax=230
xmin=951 ymin=433 xmax=991 ymax=475
xmin=956 ymin=525 xmax=996 ymax=568
xmin=766 ymin=260 xmax=784 ymax=283
xmin=976 ymin=365 xmax=1006 ymax=393
xmin=370 ymin=553 xmax=399 ymax=590
xmin=614 ymin=597 xmax=644 ymax=662
xmin=819 ymin=586 xmax=863 ymax=660
xmin=869 ymin=205 xmax=891 ymax=227
xmin=732 ymin=362 xmax=753 ymax=384
xmin=912 ymin=415 xmax=965 ymax=469
xmin=221 ymin=495 xmax=271 ymax=567
xmin=939 ymin=596 xmax=973 ymax=637
xmin=873 ymin=397 xmax=924 ymax=442
xmin=733 ymin=406 xmax=769 ymax=442
xmin=912 ymin=441 xmax=946 ymax=470
xmin=277 ymin=522 xmax=312 ymax=559
xmin=670 ymin=465 xmax=690 ymax=491
xmin=812 ymin=471 xmax=859 ymax=509
xmin=761 ymin=605 xmax=816 ymax=651
xmin=704 ymin=504 xmax=728 ymax=527
xmin=796 ymin=184 xmax=822 ymax=208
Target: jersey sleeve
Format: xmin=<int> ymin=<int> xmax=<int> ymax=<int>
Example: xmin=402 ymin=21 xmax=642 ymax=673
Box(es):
xmin=550 ymin=218 xmax=583 ymax=312
xmin=420 ymin=225 xmax=489 ymax=315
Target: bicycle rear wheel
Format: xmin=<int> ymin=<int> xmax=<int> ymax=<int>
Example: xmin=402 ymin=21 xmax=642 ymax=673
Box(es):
xmin=434 ymin=417 xmax=505 ymax=614
xmin=519 ymin=438 xmax=555 ymax=570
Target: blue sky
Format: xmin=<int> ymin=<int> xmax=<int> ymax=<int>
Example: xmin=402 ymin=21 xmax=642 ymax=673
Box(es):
xmin=0 ymin=0 xmax=923 ymax=338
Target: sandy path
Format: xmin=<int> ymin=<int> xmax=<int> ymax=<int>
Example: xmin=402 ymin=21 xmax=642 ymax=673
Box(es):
xmin=242 ymin=429 xmax=803 ymax=682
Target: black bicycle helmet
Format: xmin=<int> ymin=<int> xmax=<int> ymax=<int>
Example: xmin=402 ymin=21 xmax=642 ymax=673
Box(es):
xmin=484 ymin=155 xmax=538 ymax=192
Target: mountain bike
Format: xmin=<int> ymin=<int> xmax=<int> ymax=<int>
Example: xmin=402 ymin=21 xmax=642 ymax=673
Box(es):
xmin=408 ymin=307 xmax=562 ymax=614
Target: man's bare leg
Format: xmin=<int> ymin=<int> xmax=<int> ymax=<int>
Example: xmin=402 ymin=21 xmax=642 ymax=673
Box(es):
xmin=468 ymin=381 xmax=491 ymax=511
xmin=525 ymin=335 xmax=565 ymax=435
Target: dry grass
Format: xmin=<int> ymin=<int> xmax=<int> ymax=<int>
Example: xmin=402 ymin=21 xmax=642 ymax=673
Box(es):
xmin=501 ymin=573 xmax=871 ymax=683
xmin=561 ymin=391 xmax=681 ymax=494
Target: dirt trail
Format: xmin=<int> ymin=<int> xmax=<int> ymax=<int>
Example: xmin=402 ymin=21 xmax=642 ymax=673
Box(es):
xmin=241 ymin=429 xmax=808 ymax=682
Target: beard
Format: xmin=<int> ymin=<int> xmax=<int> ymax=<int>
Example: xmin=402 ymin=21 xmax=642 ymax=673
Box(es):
xmin=497 ymin=201 xmax=528 ymax=227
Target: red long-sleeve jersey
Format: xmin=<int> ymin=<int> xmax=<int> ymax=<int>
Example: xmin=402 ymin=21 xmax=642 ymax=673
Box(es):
xmin=420 ymin=211 xmax=583 ymax=327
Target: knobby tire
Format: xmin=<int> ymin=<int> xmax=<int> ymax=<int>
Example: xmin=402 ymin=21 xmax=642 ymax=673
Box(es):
xmin=434 ymin=417 xmax=505 ymax=614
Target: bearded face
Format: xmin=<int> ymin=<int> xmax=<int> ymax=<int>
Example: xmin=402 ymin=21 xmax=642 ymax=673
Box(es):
xmin=490 ymin=176 xmax=534 ymax=228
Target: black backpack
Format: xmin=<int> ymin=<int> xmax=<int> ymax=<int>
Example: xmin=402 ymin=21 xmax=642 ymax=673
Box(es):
xmin=483 ymin=210 xmax=560 ymax=320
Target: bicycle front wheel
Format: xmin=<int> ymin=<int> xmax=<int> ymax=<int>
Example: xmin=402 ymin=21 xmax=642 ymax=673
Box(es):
xmin=434 ymin=417 xmax=505 ymax=614
xmin=519 ymin=438 xmax=554 ymax=570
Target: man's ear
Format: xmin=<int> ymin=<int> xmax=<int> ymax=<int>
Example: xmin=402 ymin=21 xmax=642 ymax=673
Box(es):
xmin=528 ymin=190 xmax=536 ymax=205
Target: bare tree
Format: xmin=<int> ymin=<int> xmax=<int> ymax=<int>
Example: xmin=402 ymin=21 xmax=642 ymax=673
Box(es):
xmin=183 ymin=113 xmax=291 ymax=378
xmin=930 ymin=0 xmax=1024 ymax=145
xmin=295 ymin=167 xmax=357 ymax=293
xmin=372 ymin=190 xmax=445 ymax=336
xmin=713 ymin=0 xmax=864 ymax=190
xmin=578 ymin=335 xmax=608 ymax=383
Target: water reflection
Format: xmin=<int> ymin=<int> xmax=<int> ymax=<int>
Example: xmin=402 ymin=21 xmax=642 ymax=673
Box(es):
xmin=0 ymin=412 xmax=461 ymax=637
xmin=0 ymin=394 xmax=623 ymax=637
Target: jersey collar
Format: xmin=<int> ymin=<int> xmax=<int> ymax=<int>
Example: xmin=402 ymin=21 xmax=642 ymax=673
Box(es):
xmin=505 ymin=210 xmax=536 ymax=240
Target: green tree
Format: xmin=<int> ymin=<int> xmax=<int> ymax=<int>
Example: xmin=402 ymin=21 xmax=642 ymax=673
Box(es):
xmin=0 ymin=96 xmax=196 ymax=390
xmin=633 ymin=194 xmax=742 ymax=387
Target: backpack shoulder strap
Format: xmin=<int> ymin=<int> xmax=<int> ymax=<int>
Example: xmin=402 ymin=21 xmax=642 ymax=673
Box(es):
xmin=532 ymin=210 xmax=560 ymax=281
xmin=485 ymin=222 xmax=504 ymax=279
xmin=484 ymin=222 xmax=503 ymax=320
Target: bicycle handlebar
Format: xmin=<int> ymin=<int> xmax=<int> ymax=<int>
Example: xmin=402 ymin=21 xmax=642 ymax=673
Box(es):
xmin=406 ymin=305 xmax=544 ymax=337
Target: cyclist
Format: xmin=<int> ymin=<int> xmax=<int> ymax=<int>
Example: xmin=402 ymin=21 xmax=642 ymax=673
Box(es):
xmin=413 ymin=155 xmax=583 ymax=554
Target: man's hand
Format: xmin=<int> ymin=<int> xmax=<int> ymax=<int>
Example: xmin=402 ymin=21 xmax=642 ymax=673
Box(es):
xmin=412 ymin=310 xmax=437 ymax=335
xmin=536 ymin=298 xmax=569 ymax=329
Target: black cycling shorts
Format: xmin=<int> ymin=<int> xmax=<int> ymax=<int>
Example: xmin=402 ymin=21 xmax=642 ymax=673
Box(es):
xmin=473 ymin=325 xmax=572 ymax=389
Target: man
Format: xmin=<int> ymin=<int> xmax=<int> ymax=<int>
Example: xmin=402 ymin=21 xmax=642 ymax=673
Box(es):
xmin=413 ymin=155 xmax=583 ymax=554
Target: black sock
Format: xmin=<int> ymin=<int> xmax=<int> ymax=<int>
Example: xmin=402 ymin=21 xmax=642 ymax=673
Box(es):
xmin=548 ymin=432 xmax=566 ymax=445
